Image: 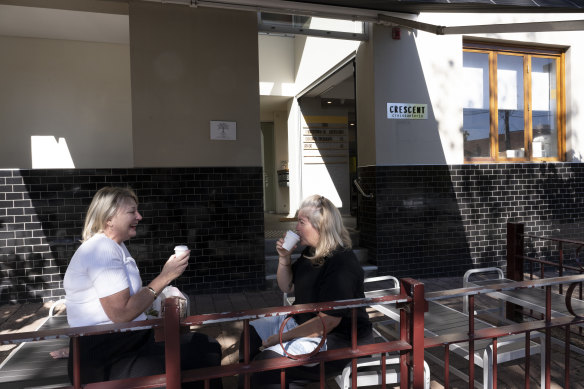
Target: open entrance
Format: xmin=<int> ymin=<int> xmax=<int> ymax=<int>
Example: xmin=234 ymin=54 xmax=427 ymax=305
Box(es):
xmin=260 ymin=58 xmax=358 ymax=239
xmin=297 ymin=59 xmax=357 ymax=216
xmin=262 ymin=59 xmax=358 ymax=239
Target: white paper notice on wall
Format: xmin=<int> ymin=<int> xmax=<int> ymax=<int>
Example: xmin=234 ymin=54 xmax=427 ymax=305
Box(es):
xmin=387 ymin=103 xmax=428 ymax=119
xmin=210 ymin=121 xmax=236 ymax=140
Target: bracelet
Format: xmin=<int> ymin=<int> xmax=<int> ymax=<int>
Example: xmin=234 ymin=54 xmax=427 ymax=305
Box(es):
xmin=279 ymin=260 xmax=291 ymax=266
xmin=146 ymin=286 xmax=158 ymax=299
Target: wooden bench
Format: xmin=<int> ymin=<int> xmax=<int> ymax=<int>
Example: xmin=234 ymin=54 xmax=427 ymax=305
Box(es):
xmin=0 ymin=300 xmax=69 ymax=389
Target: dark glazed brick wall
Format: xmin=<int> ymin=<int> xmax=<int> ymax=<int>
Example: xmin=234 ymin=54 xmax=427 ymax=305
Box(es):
xmin=0 ymin=168 xmax=264 ymax=303
xmin=358 ymin=163 xmax=584 ymax=279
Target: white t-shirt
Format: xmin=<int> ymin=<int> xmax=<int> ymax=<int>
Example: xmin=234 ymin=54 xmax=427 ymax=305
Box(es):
xmin=64 ymin=233 xmax=147 ymax=327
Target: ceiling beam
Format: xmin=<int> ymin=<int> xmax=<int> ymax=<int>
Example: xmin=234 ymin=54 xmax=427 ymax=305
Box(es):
xmin=143 ymin=0 xmax=584 ymax=36
xmin=379 ymin=14 xmax=584 ymax=35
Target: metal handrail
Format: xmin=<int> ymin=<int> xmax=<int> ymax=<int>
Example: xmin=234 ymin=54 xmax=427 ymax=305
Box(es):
xmin=354 ymin=178 xmax=374 ymax=198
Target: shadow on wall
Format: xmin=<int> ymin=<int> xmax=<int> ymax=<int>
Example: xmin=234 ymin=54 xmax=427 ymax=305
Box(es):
xmin=0 ymin=170 xmax=85 ymax=303
xmin=445 ymin=163 xmax=584 ymax=275
xmin=360 ymin=162 xmax=584 ymax=279
xmin=1 ymin=168 xmax=266 ymax=304
xmin=523 ymin=163 xmax=584 ymax=248
xmin=357 ymin=165 xmax=474 ymax=280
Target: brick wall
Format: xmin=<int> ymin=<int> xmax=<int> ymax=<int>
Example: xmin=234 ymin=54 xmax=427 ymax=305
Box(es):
xmin=4 ymin=163 xmax=584 ymax=303
xmin=0 ymin=168 xmax=264 ymax=303
xmin=358 ymin=163 xmax=584 ymax=279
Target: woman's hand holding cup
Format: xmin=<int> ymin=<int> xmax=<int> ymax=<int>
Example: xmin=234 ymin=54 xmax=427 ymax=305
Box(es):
xmin=161 ymin=245 xmax=190 ymax=282
xmin=276 ymin=231 xmax=300 ymax=262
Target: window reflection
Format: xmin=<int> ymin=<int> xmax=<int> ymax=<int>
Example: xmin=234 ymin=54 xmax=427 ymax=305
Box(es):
xmin=531 ymin=57 xmax=558 ymax=158
xmin=463 ymin=43 xmax=562 ymax=162
xmin=497 ymin=54 xmax=524 ymax=158
xmin=463 ymin=51 xmax=490 ymax=158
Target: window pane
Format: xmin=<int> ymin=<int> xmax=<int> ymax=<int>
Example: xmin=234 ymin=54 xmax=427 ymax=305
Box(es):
xmin=497 ymin=54 xmax=525 ymax=158
xmin=463 ymin=52 xmax=490 ymax=158
xmin=532 ymin=57 xmax=558 ymax=158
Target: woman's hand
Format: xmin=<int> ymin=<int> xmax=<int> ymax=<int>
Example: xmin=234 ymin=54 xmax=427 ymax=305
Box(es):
xmin=261 ymin=313 xmax=342 ymax=349
xmin=262 ymin=333 xmax=282 ymax=348
xmin=100 ymin=250 xmax=190 ymax=323
xmin=159 ymin=250 xmax=190 ymax=285
xmin=275 ymin=236 xmax=295 ymax=260
xmin=276 ymin=235 xmax=294 ymax=293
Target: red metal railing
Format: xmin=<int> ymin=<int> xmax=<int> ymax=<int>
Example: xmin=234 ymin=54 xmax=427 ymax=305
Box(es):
xmin=507 ymin=222 xmax=584 ymax=329
xmin=3 ymin=256 xmax=584 ymax=388
xmin=432 ymin=274 xmax=584 ymax=388
xmin=507 ymin=222 xmax=584 ymax=296
xmin=0 ymin=278 xmax=427 ymax=389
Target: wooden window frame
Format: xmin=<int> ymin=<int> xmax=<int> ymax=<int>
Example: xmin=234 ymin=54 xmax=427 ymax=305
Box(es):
xmin=463 ymin=40 xmax=566 ymax=163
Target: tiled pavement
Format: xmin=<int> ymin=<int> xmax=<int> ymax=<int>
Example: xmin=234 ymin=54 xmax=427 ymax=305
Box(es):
xmin=2 ymin=278 xmax=584 ymax=388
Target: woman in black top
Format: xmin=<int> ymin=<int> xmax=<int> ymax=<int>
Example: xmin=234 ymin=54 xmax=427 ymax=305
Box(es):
xmin=239 ymin=195 xmax=373 ymax=388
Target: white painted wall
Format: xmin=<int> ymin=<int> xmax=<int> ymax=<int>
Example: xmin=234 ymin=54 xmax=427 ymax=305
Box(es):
xmin=358 ymin=12 xmax=584 ymax=166
xmin=129 ymin=3 xmax=261 ymax=167
xmin=0 ymin=3 xmax=262 ymax=169
xmin=273 ymin=110 xmax=290 ymax=214
xmin=293 ymin=21 xmax=361 ymax=94
xmin=0 ymin=35 xmax=132 ymax=169
xmin=258 ymin=35 xmax=295 ymax=97
xmin=259 ymin=22 xmax=360 ymax=214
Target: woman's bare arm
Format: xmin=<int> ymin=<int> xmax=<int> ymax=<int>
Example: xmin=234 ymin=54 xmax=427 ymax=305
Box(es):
xmin=262 ymin=312 xmax=342 ymax=348
xmin=100 ymin=250 xmax=190 ymax=322
xmin=275 ymin=236 xmax=295 ymax=293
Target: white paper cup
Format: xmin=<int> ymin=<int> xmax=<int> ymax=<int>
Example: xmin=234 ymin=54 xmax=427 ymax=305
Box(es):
xmin=282 ymin=230 xmax=300 ymax=251
xmin=174 ymin=245 xmax=189 ymax=255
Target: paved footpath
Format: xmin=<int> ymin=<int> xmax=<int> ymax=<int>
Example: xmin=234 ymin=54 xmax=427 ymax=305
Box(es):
xmin=2 ymin=278 xmax=584 ymax=388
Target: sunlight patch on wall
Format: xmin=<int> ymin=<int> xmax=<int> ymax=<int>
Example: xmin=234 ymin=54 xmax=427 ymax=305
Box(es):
xmin=31 ymin=136 xmax=75 ymax=168
xmin=259 ymin=81 xmax=275 ymax=95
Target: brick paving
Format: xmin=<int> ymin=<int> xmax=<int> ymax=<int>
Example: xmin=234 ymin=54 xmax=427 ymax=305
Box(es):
xmin=2 ymin=278 xmax=584 ymax=388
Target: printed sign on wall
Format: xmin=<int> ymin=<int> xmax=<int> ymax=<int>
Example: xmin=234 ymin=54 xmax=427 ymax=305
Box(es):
xmin=210 ymin=121 xmax=237 ymax=140
xmin=387 ymin=103 xmax=428 ymax=119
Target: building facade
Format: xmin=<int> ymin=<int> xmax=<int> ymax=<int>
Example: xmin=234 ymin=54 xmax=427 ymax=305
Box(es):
xmin=1 ymin=0 xmax=584 ymax=302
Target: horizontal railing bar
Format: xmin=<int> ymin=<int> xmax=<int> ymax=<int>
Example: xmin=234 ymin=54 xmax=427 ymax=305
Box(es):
xmin=424 ymin=315 xmax=584 ymax=349
xmin=0 ymin=294 xmax=410 ymax=346
xmin=519 ymin=255 xmax=583 ymax=272
xmin=0 ymin=319 xmax=161 ymax=345
xmin=425 ymin=274 xmax=584 ymax=302
xmin=181 ymin=340 xmax=412 ymax=382
xmin=183 ymin=294 xmax=411 ymax=326
xmin=81 ymin=373 xmax=168 ymax=389
xmin=522 ymin=233 xmax=584 ymax=246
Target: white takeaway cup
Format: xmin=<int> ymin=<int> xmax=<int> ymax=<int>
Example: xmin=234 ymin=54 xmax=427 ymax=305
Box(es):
xmin=174 ymin=245 xmax=189 ymax=255
xmin=282 ymin=230 xmax=300 ymax=251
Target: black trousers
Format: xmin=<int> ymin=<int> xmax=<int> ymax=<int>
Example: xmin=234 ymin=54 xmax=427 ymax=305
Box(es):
xmin=238 ymin=326 xmax=374 ymax=389
xmin=68 ymin=329 xmax=223 ymax=388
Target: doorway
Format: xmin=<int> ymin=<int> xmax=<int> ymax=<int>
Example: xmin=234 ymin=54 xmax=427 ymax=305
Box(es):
xmin=297 ymin=59 xmax=357 ymax=216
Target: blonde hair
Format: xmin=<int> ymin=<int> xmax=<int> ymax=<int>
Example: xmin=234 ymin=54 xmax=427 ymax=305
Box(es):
xmin=299 ymin=194 xmax=352 ymax=265
xmin=82 ymin=187 xmax=138 ymax=242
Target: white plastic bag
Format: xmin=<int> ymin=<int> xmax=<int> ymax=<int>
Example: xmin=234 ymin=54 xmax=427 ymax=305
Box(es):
xmin=145 ymin=286 xmax=190 ymax=319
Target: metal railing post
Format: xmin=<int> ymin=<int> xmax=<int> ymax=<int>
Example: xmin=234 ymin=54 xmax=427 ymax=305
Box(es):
xmin=507 ymin=222 xmax=524 ymax=321
xmin=72 ymin=336 xmax=81 ymax=389
xmin=401 ymin=278 xmax=426 ymax=389
xmin=164 ymin=297 xmax=182 ymax=389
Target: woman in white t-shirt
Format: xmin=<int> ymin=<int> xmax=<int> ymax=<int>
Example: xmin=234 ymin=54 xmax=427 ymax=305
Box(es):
xmin=63 ymin=186 xmax=222 ymax=388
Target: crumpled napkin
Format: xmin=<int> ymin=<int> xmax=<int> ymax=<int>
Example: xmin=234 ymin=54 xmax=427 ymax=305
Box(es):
xmin=145 ymin=286 xmax=189 ymax=319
